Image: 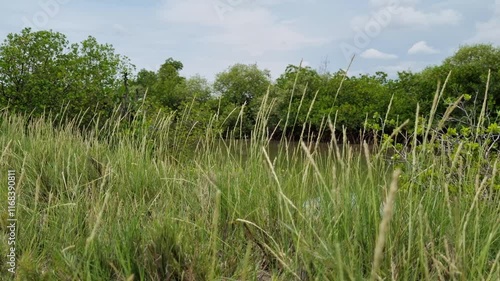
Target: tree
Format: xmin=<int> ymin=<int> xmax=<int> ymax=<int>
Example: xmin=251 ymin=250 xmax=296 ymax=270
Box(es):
xmin=134 ymin=69 xmax=158 ymax=102
xmin=274 ymin=64 xmax=328 ymax=136
xmin=441 ymin=44 xmax=500 ymax=113
xmin=64 ymin=36 xmax=134 ymax=119
xmin=0 ymin=28 xmax=133 ymax=125
xmin=136 ymin=69 xmax=158 ymax=90
xmin=133 ymin=59 xmax=204 ymax=115
xmin=399 ymin=44 xmax=500 ymax=131
xmin=149 ymin=58 xmax=186 ymax=111
xmin=331 ymin=73 xmax=391 ymax=133
xmin=0 ymin=28 xmax=69 ymax=113
xmin=182 ymin=75 xmax=212 ymax=103
xmin=387 ymin=71 xmax=421 ymax=127
xmin=213 ymin=63 xmax=271 ymax=136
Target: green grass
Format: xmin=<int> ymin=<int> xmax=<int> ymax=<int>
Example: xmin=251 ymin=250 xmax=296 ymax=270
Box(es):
xmin=0 ymin=86 xmax=499 ymax=281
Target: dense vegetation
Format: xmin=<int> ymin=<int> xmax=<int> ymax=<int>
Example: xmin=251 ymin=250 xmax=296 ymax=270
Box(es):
xmin=1 ymin=28 xmax=499 ymax=142
xmin=0 ymin=89 xmax=499 ymax=280
xmin=0 ymin=28 xmax=499 ymax=280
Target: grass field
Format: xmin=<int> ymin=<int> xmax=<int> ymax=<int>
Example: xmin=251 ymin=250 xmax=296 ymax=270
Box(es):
xmin=0 ymin=89 xmax=499 ymax=280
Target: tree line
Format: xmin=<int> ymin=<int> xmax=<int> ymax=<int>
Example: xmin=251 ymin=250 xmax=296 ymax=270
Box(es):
xmin=1 ymin=28 xmax=499 ymax=141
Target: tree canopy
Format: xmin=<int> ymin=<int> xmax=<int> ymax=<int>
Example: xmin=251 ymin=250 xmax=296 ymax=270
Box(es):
xmin=1 ymin=28 xmax=499 ymax=141
xmin=0 ymin=28 xmax=133 ymax=124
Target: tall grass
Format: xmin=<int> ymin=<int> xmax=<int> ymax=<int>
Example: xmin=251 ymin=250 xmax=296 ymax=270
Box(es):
xmin=0 ymin=78 xmax=499 ymax=280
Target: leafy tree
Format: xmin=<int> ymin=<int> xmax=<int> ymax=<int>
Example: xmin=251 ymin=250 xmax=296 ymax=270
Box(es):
xmin=274 ymin=64 xmax=328 ymax=136
xmin=176 ymin=75 xmax=216 ymax=142
xmin=64 ymin=36 xmax=133 ymax=119
xmin=213 ymin=63 xmax=271 ymax=136
xmin=131 ymin=69 xmax=158 ymax=113
xmin=0 ymin=28 xmax=133 ymax=125
xmin=175 ymin=75 xmax=214 ymax=128
xmin=400 ymin=44 xmax=500 ymax=134
xmin=181 ymin=75 xmax=212 ymax=103
xmin=147 ymin=58 xmax=186 ymax=111
xmin=0 ymin=28 xmax=69 ymax=113
xmin=136 ymin=69 xmax=158 ymax=90
xmin=387 ymin=71 xmax=421 ymax=126
xmin=441 ymin=44 xmax=500 ymax=117
xmin=331 ymin=73 xmax=391 ymax=133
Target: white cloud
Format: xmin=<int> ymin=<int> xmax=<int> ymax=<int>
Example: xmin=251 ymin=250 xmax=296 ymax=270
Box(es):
xmin=352 ymin=2 xmax=461 ymax=31
xmin=408 ymin=41 xmax=439 ymax=54
xmin=391 ymin=7 xmax=462 ymax=27
xmin=360 ymin=48 xmax=398 ymax=59
xmin=467 ymin=0 xmax=500 ymax=44
xmin=161 ymin=2 xmax=328 ymax=56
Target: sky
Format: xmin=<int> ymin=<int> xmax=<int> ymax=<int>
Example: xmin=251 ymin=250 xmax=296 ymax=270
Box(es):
xmin=0 ymin=0 xmax=499 ymax=81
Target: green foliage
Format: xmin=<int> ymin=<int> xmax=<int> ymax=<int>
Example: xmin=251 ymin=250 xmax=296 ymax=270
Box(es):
xmin=0 ymin=104 xmax=498 ymax=279
xmin=0 ymin=28 xmax=133 ymax=126
xmin=213 ymin=63 xmax=271 ymax=136
xmin=1 ymin=28 xmax=499 ymax=145
xmin=333 ymin=72 xmax=392 ymax=131
xmin=0 ymin=28 xmax=69 ymax=113
xmin=274 ymin=64 xmax=327 ymax=133
xmin=422 ymin=44 xmax=500 ymax=117
xmin=150 ymin=58 xmax=186 ymax=110
xmin=2 ymin=28 xmax=500 ymax=279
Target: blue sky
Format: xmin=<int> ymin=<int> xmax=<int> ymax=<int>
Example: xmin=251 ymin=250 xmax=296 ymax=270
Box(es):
xmin=1 ymin=0 xmax=499 ymax=81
